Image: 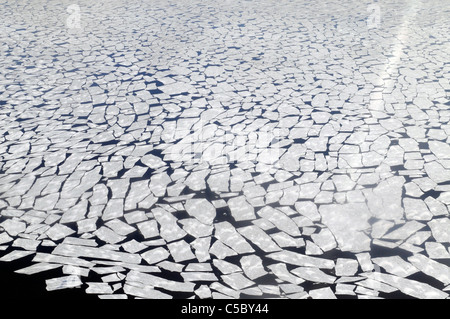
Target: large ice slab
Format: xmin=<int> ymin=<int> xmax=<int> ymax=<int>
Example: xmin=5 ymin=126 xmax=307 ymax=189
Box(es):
xmin=46 ymin=275 xmax=83 ymax=291
xmin=428 ymin=218 xmax=450 ymax=243
xmin=16 ymin=262 xmax=62 ymax=275
xmin=383 ymin=221 xmax=426 ymax=241
xmin=365 ymin=177 xmax=405 ymax=220
xmin=184 ymin=199 xmax=216 ymax=225
xmin=319 ymin=203 xmax=371 ymax=252
xmin=268 ymin=263 xmax=304 ymax=285
xmin=214 ymin=222 xmax=254 ymax=254
xmin=127 ymin=270 xmax=196 ymax=292
xmin=237 ymin=225 xmax=281 ymax=252
xmin=240 ymin=255 xmax=267 ymax=280
xmin=52 ymin=244 xmax=141 ymax=264
xmin=267 ymin=251 xmax=335 ymax=269
xmin=257 ymin=207 xmax=301 ymax=237
xmin=227 ymin=196 xmax=256 ymax=222
xmin=123 ymin=283 xmax=172 ymax=299
xmin=291 ymin=267 xmax=336 ymax=284
xmin=363 ymin=272 xmax=448 ymax=299
xmin=408 ymin=254 xmax=450 ymax=285
xmin=372 ymin=256 xmax=419 ymax=278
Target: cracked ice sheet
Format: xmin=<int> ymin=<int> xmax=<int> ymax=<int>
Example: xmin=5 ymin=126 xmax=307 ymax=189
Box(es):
xmin=0 ymin=0 xmax=449 ymax=301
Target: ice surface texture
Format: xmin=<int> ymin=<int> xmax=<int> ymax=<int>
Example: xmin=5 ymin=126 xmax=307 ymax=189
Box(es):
xmin=0 ymin=0 xmax=449 ymax=299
